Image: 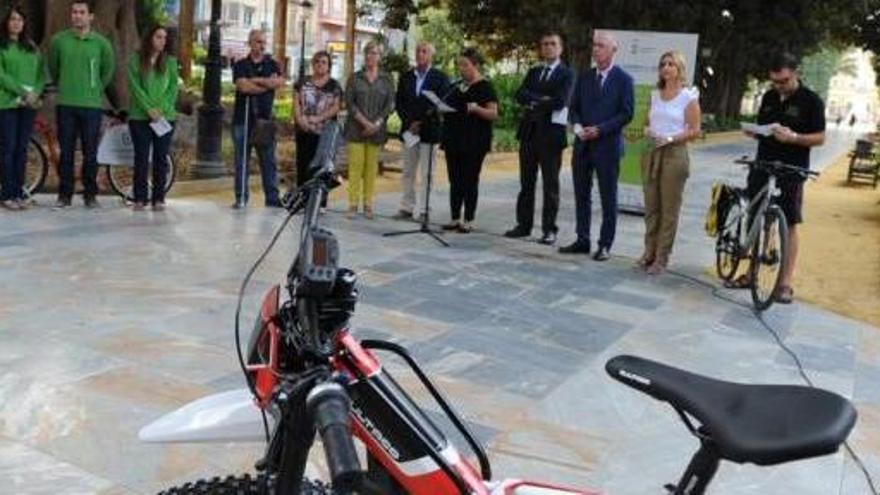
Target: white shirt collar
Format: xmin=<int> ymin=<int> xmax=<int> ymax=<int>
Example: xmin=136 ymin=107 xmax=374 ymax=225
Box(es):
xmin=599 ymin=64 xmax=614 ymax=78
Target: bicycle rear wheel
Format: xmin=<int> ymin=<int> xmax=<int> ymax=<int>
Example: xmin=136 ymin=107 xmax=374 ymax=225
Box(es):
xmin=749 ymin=205 xmax=788 ymax=311
xmin=106 ymin=155 xmax=176 ymax=202
xmin=24 ymin=137 xmax=49 ymax=197
xmin=715 ymin=200 xmax=745 ymax=281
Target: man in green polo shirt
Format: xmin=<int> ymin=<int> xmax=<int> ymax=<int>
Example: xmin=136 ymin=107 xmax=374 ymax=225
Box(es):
xmin=48 ymin=0 xmax=115 ymax=208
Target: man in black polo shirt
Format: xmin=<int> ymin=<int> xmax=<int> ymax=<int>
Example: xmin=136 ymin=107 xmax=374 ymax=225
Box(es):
xmin=231 ymin=29 xmax=285 ymax=209
xmin=742 ymin=52 xmax=826 ymax=304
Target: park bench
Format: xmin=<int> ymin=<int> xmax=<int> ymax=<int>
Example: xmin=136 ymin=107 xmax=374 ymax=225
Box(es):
xmin=847 ymin=139 xmax=879 ymax=188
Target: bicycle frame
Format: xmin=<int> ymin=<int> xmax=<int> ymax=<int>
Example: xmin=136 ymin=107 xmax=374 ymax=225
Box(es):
xmin=724 ymin=173 xmax=778 ymax=257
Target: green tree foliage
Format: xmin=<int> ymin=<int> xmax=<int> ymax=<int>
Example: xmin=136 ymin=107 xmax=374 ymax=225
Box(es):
xmin=436 ymin=0 xmax=873 ymax=119
xmin=137 ymin=0 xmax=170 ymax=35
xmin=801 ymin=48 xmax=858 ymax=101
xmin=416 ymin=7 xmax=468 ymax=74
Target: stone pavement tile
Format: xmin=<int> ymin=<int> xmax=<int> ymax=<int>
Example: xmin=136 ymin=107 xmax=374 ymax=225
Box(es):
xmin=773 ymin=342 xmax=856 ymax=375
xmin=0 ymin=436 xmax=116 ymax=495
xmin=710 ymin=453 xmax=845 ymax=495
xmin=358 ymin=283 xmax=425 ymax=311
xmin=854 ymin=363 xmax=880 ymax=403
xmin=840 ymin=431 xmax=880 ymax=495
xmin=365 ymin=259 xmax=424 ymax=275
xmin=718 ymin=304 xmax=797 ymax=340
xmin=407 ymin=299 xmax=490 ymax=325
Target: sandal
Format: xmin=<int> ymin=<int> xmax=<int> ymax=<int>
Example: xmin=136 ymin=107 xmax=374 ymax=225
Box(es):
xmin=723 ymin=274 xmax=752 ymax=289
xmin=635 ymin=253 xmax=654 ymax=269
xmin=774 ymin=286 xmax=794 ymax=304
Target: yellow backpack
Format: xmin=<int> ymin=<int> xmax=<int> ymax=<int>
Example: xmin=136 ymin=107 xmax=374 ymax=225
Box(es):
xmin=705 ymin=182 xmax=736 ymax=237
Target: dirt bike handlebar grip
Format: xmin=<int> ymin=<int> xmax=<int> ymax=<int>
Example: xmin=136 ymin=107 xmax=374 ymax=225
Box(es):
xmin=306 ymin=382 xmax=362 ymax=492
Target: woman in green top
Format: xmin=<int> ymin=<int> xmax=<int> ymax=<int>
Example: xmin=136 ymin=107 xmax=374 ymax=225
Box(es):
xmin=0 ymin=5 xmax=44 ymax=210
xmin=127 ymin=25 xmax=178 ymax=211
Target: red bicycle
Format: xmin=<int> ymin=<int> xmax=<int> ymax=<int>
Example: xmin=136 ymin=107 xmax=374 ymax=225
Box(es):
xmin=23 ymin=111 xmax=176 ymax=202
xmin=139 ymin=126 xmax=858 ymax=495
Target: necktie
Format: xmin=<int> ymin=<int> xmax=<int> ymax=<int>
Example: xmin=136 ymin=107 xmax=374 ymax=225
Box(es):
xmin=540 ymin=66 xmax=551 ymax=82
xmin=597 ymin=71 xmax=604 ymax=89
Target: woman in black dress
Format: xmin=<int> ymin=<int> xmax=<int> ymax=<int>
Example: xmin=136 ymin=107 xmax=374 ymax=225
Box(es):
xmin=441 ymin=48 xmax=499 ymax=233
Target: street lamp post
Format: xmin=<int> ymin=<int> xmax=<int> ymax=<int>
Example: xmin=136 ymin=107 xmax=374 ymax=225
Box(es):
xmin=298 ymin=1 xmax=314 ymax=83
xmin=193 ymin=0 xmax=225 ymax=178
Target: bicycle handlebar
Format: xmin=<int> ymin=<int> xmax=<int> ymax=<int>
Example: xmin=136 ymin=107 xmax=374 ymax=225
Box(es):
xmin=306 ymin=381 xmax=362 ymax=492
xmin=734 ymin=157 xmax=819 ymax=178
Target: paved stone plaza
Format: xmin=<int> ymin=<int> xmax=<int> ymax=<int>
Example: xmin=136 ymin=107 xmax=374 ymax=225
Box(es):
xmin=1 ymin=131 xmax=878 ymax=494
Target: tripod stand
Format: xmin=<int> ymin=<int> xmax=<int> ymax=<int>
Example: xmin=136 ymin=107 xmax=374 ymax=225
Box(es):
xmin=383 ymin=138 xmax=449 ymax=247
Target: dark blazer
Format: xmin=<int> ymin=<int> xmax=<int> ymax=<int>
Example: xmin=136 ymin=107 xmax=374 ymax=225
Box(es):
xmin=569 ymin=65 xmax=635 ymax=162
xmin=515 ymin=62 xmax=575 ymax=149
xmin=395 ymin=67 xmax=450 ymax=144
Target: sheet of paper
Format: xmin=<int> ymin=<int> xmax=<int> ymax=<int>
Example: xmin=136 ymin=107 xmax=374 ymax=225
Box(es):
xmin=421 ymin=90 xmax=457 ymax=113
xmin=551 ymin=107 xmax=569 ymax=126
xmin=740 ymin=122 xmax=777 ymax=137
xmin=150 ymin=118 xmax=173 ymax=137
xmin=402 ymin=130 xmax=420 ymax=149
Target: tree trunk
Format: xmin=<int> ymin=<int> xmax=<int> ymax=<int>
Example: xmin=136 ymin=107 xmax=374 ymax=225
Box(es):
xmin=41 ymin=0 xmax=139 ymax=107
xmin=344 ymin=0 xmax=357 ymax=83
xmin=178 ymin=0 xmax=195 ymax=82
xmin=273 ymin=0 xmax=289 ymax=76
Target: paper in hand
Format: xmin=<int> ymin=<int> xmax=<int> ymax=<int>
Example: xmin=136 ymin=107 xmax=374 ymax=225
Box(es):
xmin=551 ymin=107 xmax=569 ymax=126
xmin=740 ymin=122 xmax=778 ymax=137
xmin=150 ymin=118 xmax=173 ymax=137
xmin=422 ymin=90 xmax=457 ymax=113
xmin=402 ymin=130 xmax=420 ymax=149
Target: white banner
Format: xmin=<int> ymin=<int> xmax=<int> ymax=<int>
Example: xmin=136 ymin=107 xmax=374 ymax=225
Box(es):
xmin=595 ymin=29 xmax=700 ymax=213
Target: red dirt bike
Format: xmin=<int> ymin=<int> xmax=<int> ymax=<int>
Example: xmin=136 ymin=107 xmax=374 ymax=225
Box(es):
xmin=139 ymin=125 xmax=857 ymax=495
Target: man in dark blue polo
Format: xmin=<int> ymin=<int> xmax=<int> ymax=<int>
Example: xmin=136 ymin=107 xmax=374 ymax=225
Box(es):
xmin=231 ymin=29 xmax=284 ymax=209
xmin=561 ymin=31 xmax=634 ymax=260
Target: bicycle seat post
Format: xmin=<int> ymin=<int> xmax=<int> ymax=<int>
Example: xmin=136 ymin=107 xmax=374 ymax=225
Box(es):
xmin=666 ymin=438 xmax=721 ymax=495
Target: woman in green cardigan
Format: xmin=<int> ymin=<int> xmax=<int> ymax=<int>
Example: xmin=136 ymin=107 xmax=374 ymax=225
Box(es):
xmin=127 ymin=25 xmax=178 ymax=211
xmin=0 ymin=5 xmax=44 ymax=210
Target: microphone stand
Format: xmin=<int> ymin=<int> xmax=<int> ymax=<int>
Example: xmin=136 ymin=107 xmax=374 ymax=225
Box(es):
xmin=383 ymin=79 xmax=458 ymax=247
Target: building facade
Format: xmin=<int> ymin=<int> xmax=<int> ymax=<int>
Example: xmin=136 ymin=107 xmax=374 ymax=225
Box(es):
xmin=168 ymin=0 xmax=383 ymax=79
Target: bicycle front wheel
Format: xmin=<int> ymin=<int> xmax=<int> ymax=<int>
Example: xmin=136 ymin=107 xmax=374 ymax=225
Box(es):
xmin=25 ymin=137 xmax=49 ymax=197
xmin=715 ymin=200 xmax=745 ymax=281
xmin=749 ymin=206 xmax=788 ymax=311
xmin=107 ymin=155 xmax=176 ymax=202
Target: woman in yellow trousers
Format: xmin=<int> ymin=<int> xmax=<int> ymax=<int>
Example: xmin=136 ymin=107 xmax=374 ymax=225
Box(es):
xmin=344 ymin=41 xmax=395 ymax=219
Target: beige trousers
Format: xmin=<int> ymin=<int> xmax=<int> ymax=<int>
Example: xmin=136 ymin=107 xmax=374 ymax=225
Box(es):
xmin=640 ymin=142 xmax=690 ymax=263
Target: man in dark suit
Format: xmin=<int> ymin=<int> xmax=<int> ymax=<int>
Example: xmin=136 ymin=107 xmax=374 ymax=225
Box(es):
xmin=505 ymin=32 xmax=575 ymax=245
xmin=393 ymin=41 xmax=450 ymax=221
xmin=561 ymin=32 xmax=634 ymax=260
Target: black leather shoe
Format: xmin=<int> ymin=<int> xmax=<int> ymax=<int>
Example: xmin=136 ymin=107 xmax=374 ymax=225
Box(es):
xmin=559 ymin=241 xmax=590 ymax=254
xmin=592 ymin=246 xmax=610 ymax=261
xmin=504 ymin=226 xmax=530 ymax=238
xmin=538 ymin=232 xmax=557 ymax=245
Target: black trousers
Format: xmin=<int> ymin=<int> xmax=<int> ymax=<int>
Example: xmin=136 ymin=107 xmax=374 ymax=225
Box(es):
xmin=515 ymin=137 xmax=563 ymax=234
xmin=445 ymin=147 xmax=487 ymax=222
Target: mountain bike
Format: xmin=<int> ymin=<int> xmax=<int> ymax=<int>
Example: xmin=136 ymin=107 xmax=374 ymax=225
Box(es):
xmin=714 ymin=157 xmax=818 ymax=311
xmin=23 ymin=112 xmax=176 ymax=202
xmin=140 ymin=131 xmax=855 ymax=494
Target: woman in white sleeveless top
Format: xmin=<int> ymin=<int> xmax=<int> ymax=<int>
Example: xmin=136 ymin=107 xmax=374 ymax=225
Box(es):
xmin=639 ymin=51 xmax=702 ymax=275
